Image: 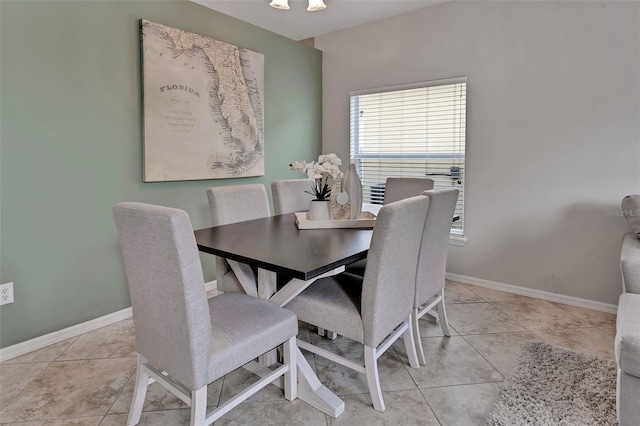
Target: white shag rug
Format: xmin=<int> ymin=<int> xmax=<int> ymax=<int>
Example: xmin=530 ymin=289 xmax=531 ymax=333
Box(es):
xmin=487 ymin=341 xmax=617 ymax=426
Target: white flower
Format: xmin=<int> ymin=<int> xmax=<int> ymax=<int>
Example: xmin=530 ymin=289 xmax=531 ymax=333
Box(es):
xmin=290 ymin=154 xmax=343 ymax=201
xmin=308 ymin=164 xmax=323 ymax=180
xmin=318 ymin=153 xmax=342 ymax=167
xmin=289 ymin=161 xmax=307 ymax=173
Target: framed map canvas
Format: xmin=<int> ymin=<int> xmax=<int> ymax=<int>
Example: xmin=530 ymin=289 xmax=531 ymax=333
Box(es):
xmin=140 ymin=20 xmax=264 ymax=181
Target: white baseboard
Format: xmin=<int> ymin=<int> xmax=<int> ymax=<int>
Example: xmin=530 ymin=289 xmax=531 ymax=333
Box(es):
xmin=0 ymin=280 xmax=218 ymax=362
xmin=204 ymin=280 xmax=218 ymax=293
xmin=0 ymin=307 xmax=133 ymax=362
xmin=446 ymin=273 xmax=618 ymax=314
xmin=2 ymin=275 xmax=615 ymax=362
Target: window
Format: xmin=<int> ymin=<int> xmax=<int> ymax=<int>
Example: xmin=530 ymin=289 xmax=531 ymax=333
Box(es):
xmin=350 ymin=77 xmax=467 ymax=235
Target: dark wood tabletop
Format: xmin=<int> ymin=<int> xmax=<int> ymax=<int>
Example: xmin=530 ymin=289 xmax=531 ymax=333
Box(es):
xmin=195 ymin=213 xmax=373 ymax=281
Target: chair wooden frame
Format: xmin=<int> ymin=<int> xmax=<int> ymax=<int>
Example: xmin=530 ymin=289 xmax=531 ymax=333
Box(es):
xmin=127 ymin=337 xmax=296 ymax=426
xmin=297 ymin=319 xmax=419 ymax=411
xmin=410 ymin=188 xmax=458 ymax=366
xmin=114 ymin=202 xmax=299 ymax=426
xmin=412 ymin=289 xmax=451 ymax=365
xmin=284 ymin=196 xmax=428 ymax=411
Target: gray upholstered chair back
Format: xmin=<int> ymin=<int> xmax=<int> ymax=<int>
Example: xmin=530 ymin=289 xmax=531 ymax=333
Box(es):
xmin=383 ymin=178 xmax=434 ymax=205
xmin=113 ymin=202 xmax=211 ymax=390
xmin=271 ymin=179 xmax=316 ymax=215
xmin=415 ymin=188 xmax=459 ymax=307
xmin=361 ymin=196 xmax=430 ymax=348
xmin=207 ymin=184 xmax=271 ymax=226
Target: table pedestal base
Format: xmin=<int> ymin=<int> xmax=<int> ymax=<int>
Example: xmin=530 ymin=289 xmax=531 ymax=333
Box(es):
xmin=244 ymin=347 xmax=345 ymax=418
xmin=225 ymin=262 xmax=346 ymax=417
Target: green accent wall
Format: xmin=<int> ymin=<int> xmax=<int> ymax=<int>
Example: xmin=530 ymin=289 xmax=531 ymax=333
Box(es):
xmin=0 ymin=0 xmax=322 ymax=347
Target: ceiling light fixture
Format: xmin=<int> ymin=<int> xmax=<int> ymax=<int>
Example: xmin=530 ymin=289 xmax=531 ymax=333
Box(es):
xmin=269 ymin=0 xmax=326 ymax=12
xmin=269 ymin=0 xmax=290 ymax=10
xmin=307 ymin=0 xmax=327 ymax=12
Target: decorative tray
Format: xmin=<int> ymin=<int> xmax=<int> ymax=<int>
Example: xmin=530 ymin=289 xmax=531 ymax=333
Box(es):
xmin=294 ymin=211 xmax=376 ymax=229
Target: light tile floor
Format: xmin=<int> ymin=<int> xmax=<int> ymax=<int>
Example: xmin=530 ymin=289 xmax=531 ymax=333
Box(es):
xmin=0 ymin=281 xmax=617 ymax=425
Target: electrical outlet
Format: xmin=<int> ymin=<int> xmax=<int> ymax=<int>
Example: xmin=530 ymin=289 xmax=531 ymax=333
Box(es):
xmin=0 ymin=282 xmax=14 ymax=305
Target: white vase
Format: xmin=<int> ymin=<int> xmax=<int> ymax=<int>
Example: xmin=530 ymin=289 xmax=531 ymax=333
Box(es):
xmin=342 ymin=163 xmax=363 ymax=219
xmin=308 ymin=200 xmax=331 ymax=221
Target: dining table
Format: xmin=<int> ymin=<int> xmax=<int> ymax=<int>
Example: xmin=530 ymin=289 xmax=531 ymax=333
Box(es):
xmin=194 ymin=212 xmax=374 ymax=418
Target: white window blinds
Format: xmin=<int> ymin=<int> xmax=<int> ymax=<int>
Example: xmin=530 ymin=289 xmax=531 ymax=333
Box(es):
xmin=350 ymin=77 xmax=467 ymax=234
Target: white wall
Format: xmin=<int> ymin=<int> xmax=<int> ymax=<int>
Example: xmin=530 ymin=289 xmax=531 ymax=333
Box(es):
xmin=316 ymin=1 xmax=640 ymax=304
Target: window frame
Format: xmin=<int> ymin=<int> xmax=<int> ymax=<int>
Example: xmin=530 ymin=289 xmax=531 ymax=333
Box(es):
xmin=349 ymin=76 xmax=468 ymax=240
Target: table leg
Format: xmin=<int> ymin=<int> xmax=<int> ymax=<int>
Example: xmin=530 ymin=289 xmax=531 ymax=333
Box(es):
xmin=227 ymin=260 xmax=258 ymax=297
xmin=237 ymin=267 xmax=345 ymax=417
xmin=258 ymin=269 xmax=277 ymax=300
xmin=295 ymin=346 xmax=344 ymax=417
xmin=243 ymin=347 xmax=345 ymax=418
xmin=257 ymin=269 xmax=279 ymax=366
xmin=267 ymin=266 xmax=345 ymax=308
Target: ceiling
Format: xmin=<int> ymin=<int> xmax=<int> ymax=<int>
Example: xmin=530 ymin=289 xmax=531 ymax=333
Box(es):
xmin=192 ymin=0 xmax=445 ymax=41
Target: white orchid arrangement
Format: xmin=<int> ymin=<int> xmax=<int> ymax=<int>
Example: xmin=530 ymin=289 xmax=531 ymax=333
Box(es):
xmin=289 ymin=153 xmax=343 ymax=201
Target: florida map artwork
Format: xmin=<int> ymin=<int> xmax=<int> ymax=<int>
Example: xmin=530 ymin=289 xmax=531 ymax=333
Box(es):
xmin=140 ymin=19 xmax=264 ymax=181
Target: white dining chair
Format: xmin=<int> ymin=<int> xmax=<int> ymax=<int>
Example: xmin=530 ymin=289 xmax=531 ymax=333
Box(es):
xmin=285 ymin=196 xmax=428 ymax=411
xmin=346 ymin=177 xmax=434 ymax=276
xmin=411 ymin=188 xmax=459 ymax=364
xmin=207 ymin=184 xmax=271 ymax=295
xmin=382 ymin=177 xmax=434 ymax=204
xmin=113 ymin=202 xmax=297 ymax=426
xmin=271 ymin=179 xmax=316 ymax=215
xmin=272 ymin=178 xmax=338 ymax=337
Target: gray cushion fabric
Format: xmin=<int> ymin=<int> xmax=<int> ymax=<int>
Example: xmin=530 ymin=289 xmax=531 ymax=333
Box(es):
xmin=286 ymin=196 xmax=428 ymax=348
xmin=621 ymin=233 xmax=640 ymax=294
xmin=415 ymin=188 xmax=459 ymax=308
xmin=271 ymin=179 xmax=316 ymax=215
xmin=622 ymin=195 xmax=640 ymax=238
xmin=215 ymin=257 xmax=245 ymax=294
xmin=616 ymin=293 xmax=640 ymax=378
xmin=207 ymin=184 xmax=271 ymax=227
xmin=285 ymin=273 xmax=365 ymax=343
xmin=346 ymin=177 xmax=434 ymax=276
xmin=616 ymin=209 xmax=640 ymax=426
xmin=207 ymin=184 xmax=271 ymax=293
xmin=113 ymin=202 xmax=212 ymax=390
xmin=208 ymin=293 xmax=298 ymax=381
xmin=362 ymin=196 xmax=430 ymax=347
xmin=618 ymin=371 xmax=640 ymax=426
xmin=382 ymin=177 xmax=434 ymax=205
xmin=114 ymin=202 xmax=298 ymax=393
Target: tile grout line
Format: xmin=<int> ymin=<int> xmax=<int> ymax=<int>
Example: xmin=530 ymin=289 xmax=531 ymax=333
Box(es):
xmin=101 ymin=368 xmax=136 ymax=422
xmin=0 ymin=359 xmax=54 ymax=418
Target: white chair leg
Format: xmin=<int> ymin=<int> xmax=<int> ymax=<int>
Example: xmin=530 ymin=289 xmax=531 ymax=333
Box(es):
xmin=283 ymin=337 xmax=298 ymax=401
xmin=127 ymin=354 xmax=150 ymax=426
xmin=437 ymin=290 xmax=451 ymax=337
xmin=318 ymin=327 xmax=326 ymax=337
xmin=364 ymin=345 xmax=385 ymax=412
xmin=412 ymin=309 xmax=427 ymax=365
xmin=190 ymin=386 xmax=207 ymax=426
xmin=403 ymin=316 xmax=420 ymax=369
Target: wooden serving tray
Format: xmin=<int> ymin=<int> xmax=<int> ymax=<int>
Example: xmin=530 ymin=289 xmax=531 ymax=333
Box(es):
xmin=294 ymin=211 xmax=376 ymax=229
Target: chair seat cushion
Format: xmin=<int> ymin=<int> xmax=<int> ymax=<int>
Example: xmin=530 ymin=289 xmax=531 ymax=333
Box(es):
xmin=285 ymin=272 xmax=365 ymax=343
xmin=616 ymin=293 xmax=640 ymax=377
xmin=208 ymin=293 xmax=298 ymax=381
